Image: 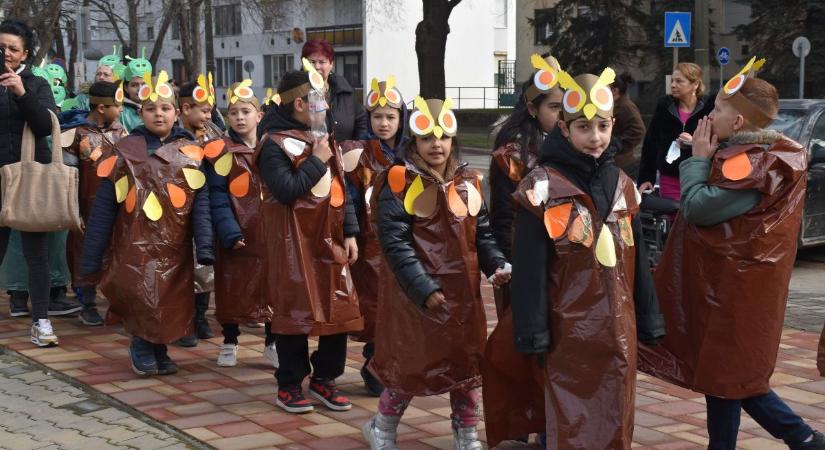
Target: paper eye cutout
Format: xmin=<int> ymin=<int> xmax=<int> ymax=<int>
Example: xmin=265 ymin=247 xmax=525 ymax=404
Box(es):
xmin=137 ymin=84 xmax=151 ymax=100
xmin=534 ymin=70 xmax=558 ymax=91
xmin=192 ymin=86 xmax=209 ymax=103
xmin=409 ymin=110 xmax=434 ymax=136
xmin=563 ymin=89 xmax=585 ymax=114
xmin=590 ymin=85 xmax=614 ymax=112
xmin=385 ymin=88 xmax=401 ymax=105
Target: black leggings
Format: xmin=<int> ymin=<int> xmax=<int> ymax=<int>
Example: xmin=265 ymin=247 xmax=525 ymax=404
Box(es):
xmin=0 ymin=228 xmax=49 ymax=320
xmin=222 ymin=322 xmax=277 ymax=346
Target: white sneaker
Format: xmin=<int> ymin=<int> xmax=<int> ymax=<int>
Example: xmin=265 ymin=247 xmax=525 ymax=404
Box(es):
xmin=31 ymin=319 xmax=58 ymax=347
xmin=263 ymin=342 xmax=279 ymax=368
xmin=217 ymin=343 xmax=239 ymax=367
xmin=244 ymin=322 xmax=265 ymax=328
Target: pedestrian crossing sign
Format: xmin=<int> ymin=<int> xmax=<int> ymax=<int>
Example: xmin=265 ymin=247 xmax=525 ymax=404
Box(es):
xmin=664 ymin=12 xmax=691 ymax=48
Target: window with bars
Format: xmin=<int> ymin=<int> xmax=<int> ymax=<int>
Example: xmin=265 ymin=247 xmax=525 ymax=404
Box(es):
xmin=305 ymin=25 xmax=363 ymax=47
xmin=216 ymin=57 xmax=243 ymax=87
xmin=334 ymin=52 xmax=362 ymax=88
xmin=215 ymin=4 xmax=243 ymax=36
xmin=263 ymin=54 xmax=295 ymax=88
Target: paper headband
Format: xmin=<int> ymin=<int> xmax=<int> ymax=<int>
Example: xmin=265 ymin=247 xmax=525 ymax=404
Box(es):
xmin=558 ymin=68 xmax=615 ymax=121
xmin=264 ymin=88 xmax=281 ymax=106
xmin=409 ymin=96 xmax=457 ymax=139
xmin=366 ymin=76 xmax=403 ymax=111
xmin=524 ymin=54 xmax=562 ymax=103
xmin=278 ymin=58 xmax=327 ymax=105
xmin=228 ymin=79 xmax=259 ymax=109
xmin=89 ymin=82 xmax=125 ymax=106
xmin=721 ymin=56 xmax=774 ymax=128
xmin=181 ymin=72 xmax=216 ymax=106
xmin=138 ymin=70 xmax=175 ymax=104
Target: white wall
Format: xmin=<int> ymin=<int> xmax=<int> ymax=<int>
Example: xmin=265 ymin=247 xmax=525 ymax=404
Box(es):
xmin=364 ymin=0 xmax=503 ymax=109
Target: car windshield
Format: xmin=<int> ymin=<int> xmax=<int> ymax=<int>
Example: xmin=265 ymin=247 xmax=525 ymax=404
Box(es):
xmin=768 ymin=108 xmax=807 ymax=141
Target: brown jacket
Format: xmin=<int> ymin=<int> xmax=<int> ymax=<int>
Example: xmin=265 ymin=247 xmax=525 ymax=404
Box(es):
xmin=612 ymin=95 xmax=645 ymax=171
xmin=639 ymin=131 xmax=807 ymax=399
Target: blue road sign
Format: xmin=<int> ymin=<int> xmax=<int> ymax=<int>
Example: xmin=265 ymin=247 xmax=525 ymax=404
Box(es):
xmin=664 ymin=12 xmax=691 ymax=48
xmin=717 ymin=47 xmax=731 ymax=65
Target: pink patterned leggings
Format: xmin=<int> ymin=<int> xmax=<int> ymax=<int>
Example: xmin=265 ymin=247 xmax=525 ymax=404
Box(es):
xmin=378 ymin=387 xmax=481 ymax=428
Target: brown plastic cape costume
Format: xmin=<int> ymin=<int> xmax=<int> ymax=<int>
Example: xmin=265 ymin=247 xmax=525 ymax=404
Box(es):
xmin=261 ymin=130 xmax=363 ymax=336
xmin=368 ymin=162 xmax=489 ymax=396
xmin=639 ymin=131 xmax=807 ymax=399
xmin=98 ymin=135 xmax=205 ymax=343
xmin=63 ymin=121 xmax=127 ymax=287
xmin=818 ymin=324 xmax=825 ymax=377
xmin=512 ymin=166 xmax=640 ymax=449
xmin=204 ymin=137 xmax=272 ymax=325
xmin=483 ymin=141 xmax=545 ymax=446
xmin=339 ymin=139 xmax=392 ymax=342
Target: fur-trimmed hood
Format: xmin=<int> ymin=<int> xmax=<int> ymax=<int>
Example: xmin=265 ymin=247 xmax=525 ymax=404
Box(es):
xmin=728 ymin=129 xmax=784 ymax=146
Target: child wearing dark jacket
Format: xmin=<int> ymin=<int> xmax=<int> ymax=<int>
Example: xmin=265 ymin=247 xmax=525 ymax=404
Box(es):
xmin=81 ymin=70 xmax=214 ymax=377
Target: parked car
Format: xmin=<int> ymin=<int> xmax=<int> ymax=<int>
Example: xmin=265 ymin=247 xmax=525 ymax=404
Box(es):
xmin=770 ymin=99 xmax=825 ymax=247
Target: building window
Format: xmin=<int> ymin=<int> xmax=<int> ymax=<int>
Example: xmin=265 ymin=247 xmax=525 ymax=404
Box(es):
xmin=263 ymin=16 xmax=274 ymax=32
xmin=215 ymin=3 xmax=242 ymax=37
xmin=147 ymin=26 xmax=154 ymax=40
xmin=264 ymin=54 xmax=295 ymax=87
xmin=533 ymin=9 xmax=553 ymax=45
xmin=306 ymin=25 xmax=363 ymax=47
xmin=335 ymin=52 xmax=362 ymax=88
xmin=494 ymin=0 xmax=507 ymax=28
xmin=216 ymin=57 xmax=243 ymax=87
xmin=171 ymin=19 xmax=180 ymax=40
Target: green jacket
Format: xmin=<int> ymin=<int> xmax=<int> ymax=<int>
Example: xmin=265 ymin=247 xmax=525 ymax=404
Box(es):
xmin=119 ymin=100 xmax=142 ymax=133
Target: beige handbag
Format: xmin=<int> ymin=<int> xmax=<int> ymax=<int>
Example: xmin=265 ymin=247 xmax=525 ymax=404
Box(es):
xmin=0 ymin=110 xmax=82 ymax=232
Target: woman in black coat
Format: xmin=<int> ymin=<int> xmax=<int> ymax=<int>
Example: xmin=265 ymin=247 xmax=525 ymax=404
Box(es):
xmin=0 ymin=20 xmax=59 ymax=346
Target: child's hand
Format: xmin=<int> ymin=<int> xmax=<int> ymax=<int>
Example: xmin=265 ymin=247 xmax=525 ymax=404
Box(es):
xmin=692 ymin=117 xmax=718 ymax=159
xmin=344 ymin=237 xmax=358 ymax=264
xmin=491 ymin=268 xmax=511 ymax=286
xmin=232 ymin=239 xmax=246 ymax=250
xmin=425 ymin=291 xmax=446 ymax=310
xmin=312 ymin=134 xmax=332 ymax=163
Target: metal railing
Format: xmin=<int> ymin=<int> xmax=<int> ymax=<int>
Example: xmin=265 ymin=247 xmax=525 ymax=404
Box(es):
xmin=444 ymin=86 xmax=517 ymax=110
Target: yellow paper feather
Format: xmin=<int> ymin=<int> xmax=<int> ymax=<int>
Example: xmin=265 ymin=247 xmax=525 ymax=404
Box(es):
xmin=414 ymin=96 xmax=433 ymax=120
xmin=371 ymin=78 xmax=380 ymax=95
xmin=595 ymin=67 xmax=616 ymax=88
xmin=557 ymin=70 xmax=581 ymax=92
xmin=385 ymin=75 xmax=396 ymax=91
xmin=530 ymin=53 xmax=553 ymax=73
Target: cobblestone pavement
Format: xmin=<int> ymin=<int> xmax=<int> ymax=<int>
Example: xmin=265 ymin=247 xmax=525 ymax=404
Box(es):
xmin=0 ymin=350 xmax=205 ymax=449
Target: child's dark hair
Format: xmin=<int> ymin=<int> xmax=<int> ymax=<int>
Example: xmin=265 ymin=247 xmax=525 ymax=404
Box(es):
xmin=178 ymin=81 xmax=198 ymax=104
xmin=276 ymin=71 xmax=312 ymax=116
xmin=88 ymin=81 xmax=120 ymax=107
xmin=0 ymin=20 xmax=37 ymax=62
xmin=613 ymin=72 xmax=635 ymax=96
xmin=494 ymin=78 xmax=547 ymax=162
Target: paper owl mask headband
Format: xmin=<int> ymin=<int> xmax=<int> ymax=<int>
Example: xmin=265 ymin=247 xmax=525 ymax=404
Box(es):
xmin=138 ymin=70 xmax=175 ymax=104
xmin=558 ymin=67 xmax=616 ymax=121
xmin=228 ymin=79 xmax=259 ymax=109
xmin=365 ymin=76 xmax=403 ymax=111
xmin=720 ymin=56 xmax=774 ymax=128
xmin=524 ymin=53 xmax=562 ymax=103
xmin=278 ymin=58 xmax=327 ymax=105
xmin=90 ymin=81 xmax=125 ymax=107
xmin=409 ymin=96 xmax=457 ymax=139
xmin=264 ymin=88 xmax=281 ymax=107
xmin=182 ymin=72 xmax=216 ymax=106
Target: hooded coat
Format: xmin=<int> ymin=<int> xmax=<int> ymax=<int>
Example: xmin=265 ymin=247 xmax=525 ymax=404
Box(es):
xmin=256 ymin=106 xmax=362 ymax=335
xmin=60 ymin=110 xmax=128 ymax=287
xmin=339 ymin=102 xmax=408 ymax=342
xmin=639 ymin=130 xmax=807 ymax=399
xmin=369 ymin=157 xmax=506 ymax=396
xmin=80 ymin=125 xmax=214 ymax=343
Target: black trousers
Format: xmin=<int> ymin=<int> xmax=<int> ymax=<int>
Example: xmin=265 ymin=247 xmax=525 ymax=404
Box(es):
xmin=273 ymin=333 xmax=348 ymax=388
xmin=221 ymin=322 xmax=276 ymax=346
xmin=0 ymin=228 xmax=49 ymax=320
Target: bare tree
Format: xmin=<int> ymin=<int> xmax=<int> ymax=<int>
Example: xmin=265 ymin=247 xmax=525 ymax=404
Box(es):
xmin=415 ymin=0 xmax=463 ymax=98
xmin=4 ymin=0 xmax=66 ymax=64
xmin=177 ymin=0 xmax=204 ymax=78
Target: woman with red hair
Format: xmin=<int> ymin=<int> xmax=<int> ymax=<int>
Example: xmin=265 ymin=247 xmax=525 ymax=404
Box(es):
xmin=301 ymin=39 xmax=367 ymax=141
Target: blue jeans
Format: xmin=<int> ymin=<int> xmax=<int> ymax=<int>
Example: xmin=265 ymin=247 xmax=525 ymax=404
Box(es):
xmin=706 ymin=390 xmax=813 ymax=450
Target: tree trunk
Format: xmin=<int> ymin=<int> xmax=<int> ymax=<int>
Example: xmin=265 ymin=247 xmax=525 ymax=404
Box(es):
xmin=189 ymin=2 xmax=202 ymax=75
xmin=149 ymin=0 xmax=179 ymax=66
xmin=179 ymin=0 xmax=203 ymax=78
xmin=127 ymin=0 xmax=140 ymax=57
xmin=67 ymin=19 xmax=78 ymax=91
xmin=415 ymin=0 xmax=461 ymax=99
xmin=203 ymin=0 xmax=215 ymax=75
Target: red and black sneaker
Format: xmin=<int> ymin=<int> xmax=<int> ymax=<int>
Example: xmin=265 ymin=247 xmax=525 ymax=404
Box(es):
xmin=275 ymin=384 xmax=314 ymax=414
xmin=309 ymin=378 xmax=352 ymax=411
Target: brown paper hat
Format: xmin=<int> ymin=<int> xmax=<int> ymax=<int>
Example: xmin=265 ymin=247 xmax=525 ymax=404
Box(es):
xmin=720 ymin=56 xmax=774 ymax=128
xmin=524 ymin=53 xmax=562 ymax=103
xmin=227 ymin=79 xmax=260 ymax=110
xmin=408 ymin=97 xmax=457 ymax=139
xmin=365 ymin=76 xmax=404 ymax=111
xmin=558 ymin=68 xmax=616 ymax=121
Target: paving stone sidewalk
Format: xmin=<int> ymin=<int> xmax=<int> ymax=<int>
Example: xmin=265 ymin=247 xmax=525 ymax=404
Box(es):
xmin=0 ymin=350 xmax=205 ymax=449
xmin=0 ymin=278 xmax=823 ymax=450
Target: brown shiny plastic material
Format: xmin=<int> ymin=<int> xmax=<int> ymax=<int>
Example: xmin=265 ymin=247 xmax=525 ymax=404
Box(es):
xmin=340 ymin=139 xmax=392 ymax=342
xmin=64 ymin=123 xmax=127 ymax=287
xmin=369 ymin=163 xmax=488 ymax=396
xmin=510 ymin=167 xmax=640 ymax=449
xmin=99 ymin=136 xmax=203 ymax=343
xmin=261 ymin=130 xmax=363 ymax=336
xmin=639 ymin=136 xmax=807 ymax=399
xmin=818 ymin=324 xmax=825 ymax=377
xmin=205 ymin=137 xmax=272 ymax=325
xmin=491 ymin=142 xmax=537 ymax=184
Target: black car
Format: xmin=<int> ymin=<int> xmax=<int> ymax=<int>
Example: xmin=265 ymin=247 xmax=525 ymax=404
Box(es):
xmin=770 ymin=100 xmax=825 ymax=247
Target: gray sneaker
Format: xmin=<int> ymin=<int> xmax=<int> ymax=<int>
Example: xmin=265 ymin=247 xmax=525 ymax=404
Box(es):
xmin=9 ymin=291 xmax=29 ymax=317
xmin=48 ymin=288 xmax=82 ymax=316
